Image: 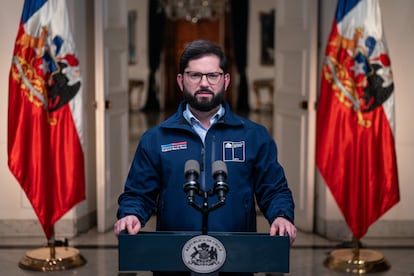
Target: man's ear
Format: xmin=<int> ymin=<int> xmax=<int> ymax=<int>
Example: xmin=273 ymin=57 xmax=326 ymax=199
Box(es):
xmin=177 ymin=74 xmax=184 ymax=91
xmin=224 ymin=73 xmax=231 ymax=90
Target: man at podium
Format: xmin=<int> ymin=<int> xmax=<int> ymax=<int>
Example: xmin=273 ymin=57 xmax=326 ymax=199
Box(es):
xmin=114 ymin=40 xmax=296 ymax=276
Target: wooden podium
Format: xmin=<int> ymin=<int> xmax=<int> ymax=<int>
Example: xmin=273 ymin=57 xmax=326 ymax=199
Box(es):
xmin=118 ymin=231 xmax=290 ymax=274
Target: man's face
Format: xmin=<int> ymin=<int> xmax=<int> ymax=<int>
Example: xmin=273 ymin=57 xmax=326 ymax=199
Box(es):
xmin=177 ymin=55 xmax=230 ymax=112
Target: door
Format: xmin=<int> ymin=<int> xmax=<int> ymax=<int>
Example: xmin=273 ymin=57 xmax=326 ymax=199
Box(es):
xmin=273 ymin=0 xmax=318 ymax=231
xmin=95 ymin=0 xmax=129 ymax=232
xmin=163 ymin=17 xmax=226 ymax=110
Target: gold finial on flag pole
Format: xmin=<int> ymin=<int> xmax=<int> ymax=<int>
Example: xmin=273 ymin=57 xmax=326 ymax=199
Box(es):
xmin=18 ymin=229 xmax=86 ymax=271
xmin=324 ymin=236 xmax=390 ymax=274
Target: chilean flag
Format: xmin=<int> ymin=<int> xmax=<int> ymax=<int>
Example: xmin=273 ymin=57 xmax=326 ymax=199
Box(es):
xmin=316 ymin=0 xmax=400 ymax=239
xmin=8 ymin=0 xmax=85 ymax=240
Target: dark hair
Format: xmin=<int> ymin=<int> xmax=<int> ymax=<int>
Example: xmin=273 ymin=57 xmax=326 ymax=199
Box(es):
xmin=179 ymin=40 xmax=228 ymax=74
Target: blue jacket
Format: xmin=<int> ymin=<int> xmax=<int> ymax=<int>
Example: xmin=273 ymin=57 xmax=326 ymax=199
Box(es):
xmin=117 ymin=101 xmax=295 ymax=232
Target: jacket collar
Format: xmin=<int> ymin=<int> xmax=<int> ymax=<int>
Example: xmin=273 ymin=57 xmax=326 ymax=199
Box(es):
xmin=160 ymin=101 xmax=244 ymax=130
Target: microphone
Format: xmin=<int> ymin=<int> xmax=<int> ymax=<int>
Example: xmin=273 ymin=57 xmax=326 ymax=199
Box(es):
xmin=212 ymin=160 xmax=229 ymax=202
xmin=183 ymin=160 xmax=200 ymax=203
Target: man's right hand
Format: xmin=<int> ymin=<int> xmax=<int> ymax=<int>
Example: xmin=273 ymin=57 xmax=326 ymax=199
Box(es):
xmin=114 ymin=215 xmax=141 ymax=236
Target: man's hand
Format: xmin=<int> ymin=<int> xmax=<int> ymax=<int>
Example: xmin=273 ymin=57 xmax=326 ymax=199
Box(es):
xmin=114 ymin=215 xmax=141 ymax=236
xmin=270 ymin=217 xmax=297 ymax=245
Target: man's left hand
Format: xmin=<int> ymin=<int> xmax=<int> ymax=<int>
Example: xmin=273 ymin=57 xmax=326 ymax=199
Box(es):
xmin=270 ymin=217 xmax=297 ymax=245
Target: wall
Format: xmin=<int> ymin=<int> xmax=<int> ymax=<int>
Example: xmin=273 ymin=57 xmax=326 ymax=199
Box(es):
xmin=315 ymin=0 xmax=414 ymax=240
xmin=127 ymin=0 xmax=149 ymax=110
xmin=247 ymin=0 xmax=276 ymax=110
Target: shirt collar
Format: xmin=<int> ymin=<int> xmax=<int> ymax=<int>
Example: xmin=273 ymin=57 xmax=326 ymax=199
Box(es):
xmin=183 ymin=104 xmax=225 ymax=127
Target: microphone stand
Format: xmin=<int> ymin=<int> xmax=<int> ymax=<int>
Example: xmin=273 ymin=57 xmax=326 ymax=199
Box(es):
xmin=186 ymin=189 xmax=225 ymax=235
xmin=197 ymin=190 xmax=226 ymax=235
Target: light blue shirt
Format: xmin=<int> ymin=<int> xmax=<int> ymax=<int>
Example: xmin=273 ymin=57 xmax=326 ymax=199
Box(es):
xmin=183 ymin=104 xmax=225 ymax=143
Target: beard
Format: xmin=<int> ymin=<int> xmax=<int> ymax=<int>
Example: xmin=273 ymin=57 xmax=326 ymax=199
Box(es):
xmin=182 ymin=85 xmax=225 ymax=112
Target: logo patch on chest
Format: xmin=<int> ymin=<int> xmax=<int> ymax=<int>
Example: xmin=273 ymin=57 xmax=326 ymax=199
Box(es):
xmin=223 ymin=141 xmax=245 ymax=162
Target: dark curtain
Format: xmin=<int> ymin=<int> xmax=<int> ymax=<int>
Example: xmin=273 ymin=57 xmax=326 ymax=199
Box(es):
xmin=230 ymin=0 xmax=249 ymax=112
xmin=143 ymin=0 xmax=166 ymax=111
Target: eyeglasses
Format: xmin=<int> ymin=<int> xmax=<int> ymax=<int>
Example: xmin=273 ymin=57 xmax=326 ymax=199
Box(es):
xmin=184 ymin=71 xmax=224 ymax=85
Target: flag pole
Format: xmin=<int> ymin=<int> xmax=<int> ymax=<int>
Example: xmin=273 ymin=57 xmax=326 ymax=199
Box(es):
xmin=18 ymin=226 xmax=86 ymax=271
xmin=324 ymin=235 xmax=391 ymax=274
xmin=352 ymin=236 xmax=360 ymax=260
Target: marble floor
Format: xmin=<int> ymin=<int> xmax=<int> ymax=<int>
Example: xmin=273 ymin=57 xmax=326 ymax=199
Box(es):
xmin=1 ymin=110 xmax=413 ymax=275
xmin=1 ymin=225 xmax=413 ymax=276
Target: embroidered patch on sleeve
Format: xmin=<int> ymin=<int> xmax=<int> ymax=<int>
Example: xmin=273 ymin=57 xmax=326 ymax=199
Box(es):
xmin=223 ymin=141 xmax=245 ymax=162
xmin=161 ymin=141 xmax=188 ymax=152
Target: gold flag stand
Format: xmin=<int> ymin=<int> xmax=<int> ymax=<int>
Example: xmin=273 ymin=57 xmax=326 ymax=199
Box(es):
xmin=324 ymin=237 xmax=390 ymax=274
xmin=18 ymin=235 xmax=86 ymax=272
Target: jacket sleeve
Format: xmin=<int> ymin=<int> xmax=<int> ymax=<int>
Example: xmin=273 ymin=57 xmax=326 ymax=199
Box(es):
xmin=253 ymin=128 xmax=295 ymax=224
xmin=116 ymin=131 xmax=160 ymax=226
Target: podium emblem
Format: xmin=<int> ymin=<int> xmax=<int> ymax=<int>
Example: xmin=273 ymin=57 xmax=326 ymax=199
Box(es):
xmin=182 ymin=235 xmax=226 ymax=273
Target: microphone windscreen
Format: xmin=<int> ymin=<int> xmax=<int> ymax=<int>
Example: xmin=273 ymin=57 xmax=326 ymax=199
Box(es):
xmin=212 ymin=160 xmax=227 ymax=176
xmin=184 ymin=159 xmax=200 ymax=175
